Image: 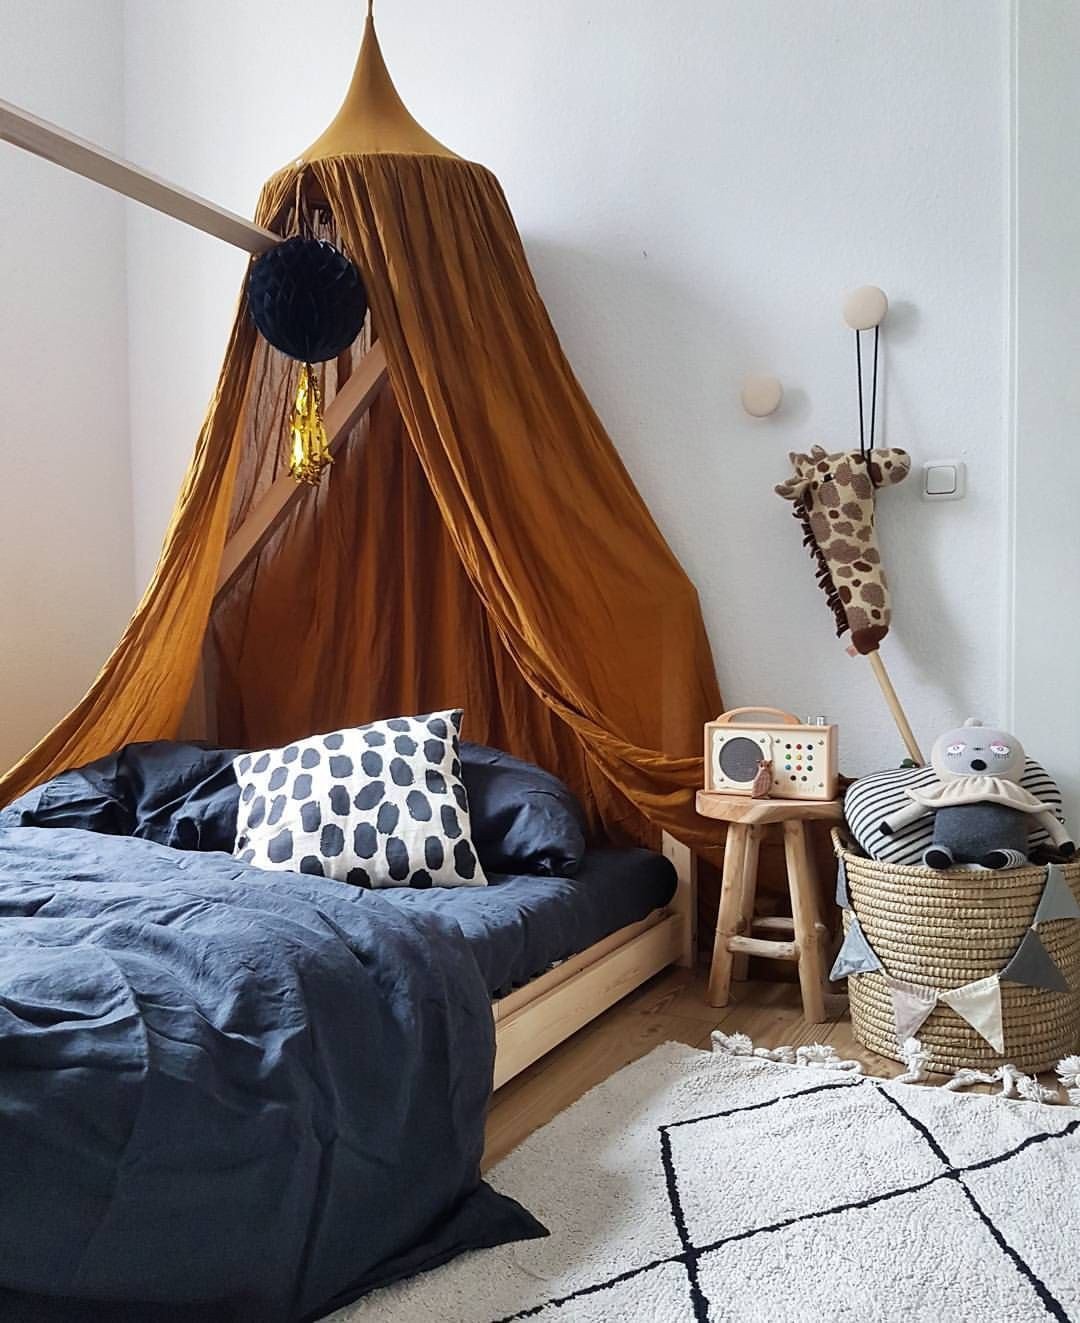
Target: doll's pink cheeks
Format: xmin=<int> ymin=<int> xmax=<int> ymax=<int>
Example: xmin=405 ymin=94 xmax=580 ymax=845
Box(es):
xmin=990 ymin=742 xmax=1011 ymax=758
xmin=946 ymin=743 xmax=966 ymax=756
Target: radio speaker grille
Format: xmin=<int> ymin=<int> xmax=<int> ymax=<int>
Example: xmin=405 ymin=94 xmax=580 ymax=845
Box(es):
xmin=718 ymin=736 xmax=762 ymax=783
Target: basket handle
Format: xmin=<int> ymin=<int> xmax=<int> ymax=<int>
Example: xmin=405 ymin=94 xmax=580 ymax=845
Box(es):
xmin=713 ymin=706 xmax=801 ymax=726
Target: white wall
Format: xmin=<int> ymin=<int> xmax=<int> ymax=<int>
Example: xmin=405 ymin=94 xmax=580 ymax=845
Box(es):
xmin=121 ymin=0 xmax=1013 ymax=776
xmin=0 ymin=0 xmax=134 ymax=772
xmin=1010 ymin=2 xmax=1080 ymax=824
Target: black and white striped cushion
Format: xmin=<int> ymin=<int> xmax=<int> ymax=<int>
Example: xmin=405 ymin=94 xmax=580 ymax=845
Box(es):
xmin=844 ymin=759 xmax=1064 ymax=864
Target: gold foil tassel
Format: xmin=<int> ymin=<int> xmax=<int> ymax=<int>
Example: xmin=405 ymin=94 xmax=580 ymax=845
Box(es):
xmin=289 ymin=362 xmax=332 ymax=485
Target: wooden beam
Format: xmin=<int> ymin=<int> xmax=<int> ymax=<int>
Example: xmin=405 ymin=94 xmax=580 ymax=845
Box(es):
xmin=215 ymin=341 xmax=389 ymax=598
xmin=0 ymin=97 xmax=278 ymax=255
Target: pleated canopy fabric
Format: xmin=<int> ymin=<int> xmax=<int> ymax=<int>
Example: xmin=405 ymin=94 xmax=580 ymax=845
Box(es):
xmin=0 ymin=14 xmax=722 ymax=848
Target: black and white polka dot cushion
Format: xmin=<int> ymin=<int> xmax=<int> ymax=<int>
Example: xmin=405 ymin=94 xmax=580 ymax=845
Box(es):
xmin=232 ymin=710 xmax=487 ymax=889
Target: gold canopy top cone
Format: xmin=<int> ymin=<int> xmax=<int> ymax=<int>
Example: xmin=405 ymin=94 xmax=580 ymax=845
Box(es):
xmin=297 ymin=2 xmax=458 ymax=162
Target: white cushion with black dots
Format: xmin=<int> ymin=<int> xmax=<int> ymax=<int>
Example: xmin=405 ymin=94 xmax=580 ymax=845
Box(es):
xmin=232 ymin=709 xmax=487 ymax=889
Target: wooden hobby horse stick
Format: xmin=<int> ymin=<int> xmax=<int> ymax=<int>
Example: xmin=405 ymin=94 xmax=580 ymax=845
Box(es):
xmin=866 ymin=649 xmax=925 ymax=764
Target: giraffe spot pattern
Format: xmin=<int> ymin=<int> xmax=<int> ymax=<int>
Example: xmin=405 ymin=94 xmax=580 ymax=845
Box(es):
xmin=777 ymin=445 xmax=905 ymax=644
xmin=232 ymin=710 xmax=485 ymax=890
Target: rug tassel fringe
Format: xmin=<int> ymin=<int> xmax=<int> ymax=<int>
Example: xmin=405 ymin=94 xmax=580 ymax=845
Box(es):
xmin=711 ymin=1032 xmax=1080 ymax=1106
xmin=710 ymin=1031 xmax=863 ymax=1074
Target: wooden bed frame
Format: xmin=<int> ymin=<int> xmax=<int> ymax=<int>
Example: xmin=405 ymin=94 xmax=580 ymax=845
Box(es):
xmin=0 ymin=100 xmax=704 ymax=1087
xmin=492 ymin=833 xmax=696 ymax=1088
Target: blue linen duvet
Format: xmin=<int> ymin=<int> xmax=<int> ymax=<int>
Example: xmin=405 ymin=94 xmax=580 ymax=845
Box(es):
xmin=0 ymin=825 xmax=543 ymax=1321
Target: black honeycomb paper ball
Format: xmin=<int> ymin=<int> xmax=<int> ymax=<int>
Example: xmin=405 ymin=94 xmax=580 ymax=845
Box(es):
xmin=247 ymin=236 xmax=368 ymax=363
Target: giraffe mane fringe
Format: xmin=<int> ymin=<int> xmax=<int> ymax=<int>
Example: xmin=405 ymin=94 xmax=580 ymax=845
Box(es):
xmin=792 ymin=499 xmax=849 ymax=639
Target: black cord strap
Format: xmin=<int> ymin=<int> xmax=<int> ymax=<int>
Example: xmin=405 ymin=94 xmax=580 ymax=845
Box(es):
xmin=854 ymin=324 xmax=881 ymax=482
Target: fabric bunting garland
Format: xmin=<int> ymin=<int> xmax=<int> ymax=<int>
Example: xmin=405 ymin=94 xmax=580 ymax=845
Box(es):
xmin=1034 ymin=863 xmax=1080 ymax=925
xmin=940 ymin=976 xmax=1005 ymax=1055
xmin=834 ymin=861 xmax=1076 ymax=1055
xmin=886 ymin=977 xmax=938 ymax=1042
xmin=835 ymin=857 xmax=850 ymax=910
xmin=1000 ymin=928 xmax=1070 ymax=992
xmin=829 ymin=917 xmax=883 ymax=979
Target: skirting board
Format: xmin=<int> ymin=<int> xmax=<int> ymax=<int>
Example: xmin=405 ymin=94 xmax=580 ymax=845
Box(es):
xmin=492 ymin=911 xmax=684 ymax=1089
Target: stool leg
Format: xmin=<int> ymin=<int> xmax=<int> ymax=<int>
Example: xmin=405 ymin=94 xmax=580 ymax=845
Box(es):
xmin=708 ymin=823 xmax=749 ymax=1007
xmin=731 ymin=824 xmax=763 ymax=982
xmin=783 ymin=820 xmax=827 ymax=1024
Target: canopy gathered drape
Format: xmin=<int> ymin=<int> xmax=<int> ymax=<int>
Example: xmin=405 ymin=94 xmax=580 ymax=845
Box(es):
xmin=2 ymin=151 xmax=723 ymax=848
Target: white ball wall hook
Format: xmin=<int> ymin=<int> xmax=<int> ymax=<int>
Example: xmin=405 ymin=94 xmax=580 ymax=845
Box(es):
xmin=740 ymin=373 xmax=783 ymax=418
xmin=842 ymin=285 xmax=889 ymax=331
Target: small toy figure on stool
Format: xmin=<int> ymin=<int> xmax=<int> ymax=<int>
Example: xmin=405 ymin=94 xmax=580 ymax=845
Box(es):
xmin=880 ymin=718 xmax=1075 ymax=869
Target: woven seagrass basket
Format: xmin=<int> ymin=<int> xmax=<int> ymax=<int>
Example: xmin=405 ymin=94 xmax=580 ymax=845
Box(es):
xmin=833 ymin=831 xmax=1080 ymax=1075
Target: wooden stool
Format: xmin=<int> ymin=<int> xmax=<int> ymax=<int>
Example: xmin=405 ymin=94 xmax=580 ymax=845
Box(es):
xmin=696 ymin=792 xmax=844 ymax=1024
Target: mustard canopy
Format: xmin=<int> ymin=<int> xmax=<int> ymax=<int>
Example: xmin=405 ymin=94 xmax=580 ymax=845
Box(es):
xmin=1 ymin=13 xmax=723 ymax=849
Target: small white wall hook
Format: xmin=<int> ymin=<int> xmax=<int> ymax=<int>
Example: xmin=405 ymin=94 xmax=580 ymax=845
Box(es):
xmin=740 ymin=373 xmax=783 ymax=418
xmin=842 ymin=285 xmax=888 ymax=331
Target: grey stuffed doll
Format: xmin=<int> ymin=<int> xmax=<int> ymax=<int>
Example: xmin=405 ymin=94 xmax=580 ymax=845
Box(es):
xmin=880 ymin=718 xmax=1074 ymax=869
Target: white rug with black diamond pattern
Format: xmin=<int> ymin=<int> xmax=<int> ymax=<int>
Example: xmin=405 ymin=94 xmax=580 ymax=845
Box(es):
xmin=334 ymin=1042 xmax=1080 ymax=1322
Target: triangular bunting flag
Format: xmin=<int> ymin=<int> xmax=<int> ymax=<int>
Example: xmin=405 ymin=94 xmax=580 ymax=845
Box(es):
xmin=1001 ymin=928 xmax=1070 ymax=992
xmin=1033 ymin=863 xmax=1080 ymax=926
xmin=835 ymin=857 xmax=850 ymax=910
xmin=829 ymin=917 xmax=883 ymax=980
xmin=941 ymin=975 xmax=1004 ymax=1055
xmin=885 ymin=976 xmax=938 ymax=1041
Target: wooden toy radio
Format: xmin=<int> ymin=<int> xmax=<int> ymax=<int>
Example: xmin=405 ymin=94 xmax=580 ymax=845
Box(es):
xmin=704 ymin=708 xmax=838 ymax=801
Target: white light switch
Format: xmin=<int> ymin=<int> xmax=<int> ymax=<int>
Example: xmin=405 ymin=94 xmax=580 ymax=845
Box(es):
xmin=922 ymin=460 xmax=966 ymax=501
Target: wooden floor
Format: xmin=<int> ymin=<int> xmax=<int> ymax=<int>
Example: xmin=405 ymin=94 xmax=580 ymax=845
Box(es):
xmin=483 ymin=963 xmax=1069 ymax=1167
xmin=484 ymin=966 xmax=906 ymax=1168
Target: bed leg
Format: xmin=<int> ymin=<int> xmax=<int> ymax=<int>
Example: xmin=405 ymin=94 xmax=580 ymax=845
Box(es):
xmin=661 ymin=831 xmax=698 ymax=969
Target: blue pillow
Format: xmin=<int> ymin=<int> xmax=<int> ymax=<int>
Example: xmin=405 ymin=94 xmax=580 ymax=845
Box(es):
xmin=4 ymin=738 xmax=589 ymax=878
xmin=1 ymin=741 xmax=242 ymax=852
xmin=459 ymin=742 xmax=587 ymax=877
